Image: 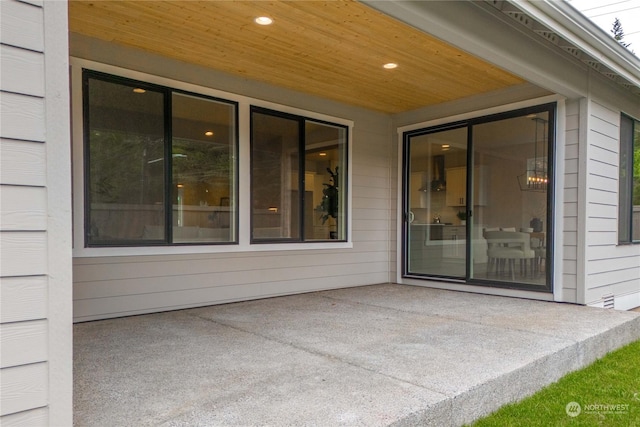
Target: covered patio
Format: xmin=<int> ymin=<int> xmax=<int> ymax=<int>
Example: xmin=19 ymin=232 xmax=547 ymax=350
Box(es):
xmin=74 ymin=284 xmax=640 ymax=426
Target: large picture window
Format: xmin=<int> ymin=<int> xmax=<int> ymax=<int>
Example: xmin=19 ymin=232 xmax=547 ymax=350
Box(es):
xmin=251 ymin=107 xmax=348 ymax=242
xmin=619 ymin=114 xmax=640 ymax=243
xmin=84 ymin=71 xmax=238 ymax=246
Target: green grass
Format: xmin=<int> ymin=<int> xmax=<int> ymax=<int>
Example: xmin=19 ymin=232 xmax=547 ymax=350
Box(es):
xmin=468 ymin=339 xmax=640 ymax=427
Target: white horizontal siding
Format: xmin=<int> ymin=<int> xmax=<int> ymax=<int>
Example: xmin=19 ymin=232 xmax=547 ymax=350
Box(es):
xmin=0 ymin=407 xmax=48 ymax=427
xmin=0 ymin=276 xmax=47 ymax=323
xmin=0 ymin=185 xmax=47 ymax=231
xmin=0 ymin=1 xmax=70 ymax=423
xmin=0 ymin=232 xmax=47 ymax=277
xmin=0 ymin=320 xmax=48 ymax=368
xmin=0 ymin=139 xmax=46 ymax=186
xmin=0 ymin=0 xmax=44 ymax=52
xmin=0 ymin=92 xmax=45 ymax=142
xmin=73 ymin=251 xmax=390 ymax=285
xmin=583 ymin=99 xmax=640 ymax=306
xmin=0 ymin=44 xmax=44 ymax=96
xmin=561 ymin=99 xmax=580 ymax=297
xmin=74 ymin=271 xmax=388 ymax=321
xmin=0 ymin=363 xmax=47 ymax=417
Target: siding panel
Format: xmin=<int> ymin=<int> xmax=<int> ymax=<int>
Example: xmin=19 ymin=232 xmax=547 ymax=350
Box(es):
xmin=0 ymin=407 xmax=48 ymax=427
xmin=0 ymin=363 xmax=47 ymax=416
xmin=74 ymin=271 xmax=388 ymax=321
xmin=0 ymin=276 xmax=47 ymax=323
xmin=0 ymin=93 xmax=45 ymax=142
xmin=0 ymin=232 xmax=47 ymax=277
xmin=0 ymin=139 xmax=47 ymax=186
xmin=74 ymin=258 xmax=388 ymax=300
xmin=0 ymin=45 xmax=44 ymax=97
xmin=0 ymin=320 xmax=47 ymax=368
xmin=0 ymin=0 xmax=44 ymax=52
xmin=0 ymin=185 xmax=47 ymax=231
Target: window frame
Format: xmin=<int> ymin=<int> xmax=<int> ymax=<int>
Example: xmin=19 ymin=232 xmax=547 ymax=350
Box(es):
xmin=619 ymin=113 xmax=640 ymax=244
xmin=82 ymin=69 xmax=240 ymax=247
xmin=401 ymin=102 xmax=556 ymax=292
xmin=71 ymin=59 xmax=354 ymax=257
xmin=249 ymin=106 xmax=349 ymax=244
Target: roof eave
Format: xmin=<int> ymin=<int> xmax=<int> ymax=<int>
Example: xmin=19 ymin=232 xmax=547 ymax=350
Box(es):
xmin=511 ymin=0 xmax=640 ymax=91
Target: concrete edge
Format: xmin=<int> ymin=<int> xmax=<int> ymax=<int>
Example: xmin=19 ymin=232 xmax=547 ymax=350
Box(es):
xmin=393 ymin=314 xmax=640 ymax=426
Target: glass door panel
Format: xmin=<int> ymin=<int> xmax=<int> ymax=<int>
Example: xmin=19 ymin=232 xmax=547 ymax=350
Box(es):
xmin=469 ymin=112 xmax=550 ymax=288
xmin=406 ymin=127 xmax=467 ymax=278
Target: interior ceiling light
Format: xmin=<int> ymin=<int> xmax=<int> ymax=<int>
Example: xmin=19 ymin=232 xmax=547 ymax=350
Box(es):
xmin=319 ymin=152 xmax=327 ymax=156
xmin=255 ymin=16 xmax=273 ymax=25
xmin=132 ymin=88 xmax=146 ymax=93
xmin=441 ymin=144 xmax=450 ymax=150
xmin=204 ymin=131 xmax=214 ymax=136
xmin=383 ymin=63 xmax=398 ymax=69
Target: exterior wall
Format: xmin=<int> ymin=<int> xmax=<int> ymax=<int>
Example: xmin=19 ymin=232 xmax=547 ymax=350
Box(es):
xmin=560 ymin=99 xmax=581 ymax=303
xmin=70 ymin=36 xmax=393 ymax=322
xmin=0 ymin=0 xmax=72 ymax=425
xmin=582 ymin=95 xmax=640 ymax=309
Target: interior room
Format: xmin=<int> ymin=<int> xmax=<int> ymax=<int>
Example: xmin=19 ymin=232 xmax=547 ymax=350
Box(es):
xmin=406 ymin=107 xmax=551 ymax=288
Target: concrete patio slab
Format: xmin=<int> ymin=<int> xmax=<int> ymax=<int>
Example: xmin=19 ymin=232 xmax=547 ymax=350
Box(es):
xmin=74 ymin=284 xmax=640 ymax=426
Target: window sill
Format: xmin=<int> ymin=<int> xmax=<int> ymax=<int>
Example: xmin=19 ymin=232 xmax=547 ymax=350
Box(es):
xmin=73 ymin=241 xmax=353 ymax=258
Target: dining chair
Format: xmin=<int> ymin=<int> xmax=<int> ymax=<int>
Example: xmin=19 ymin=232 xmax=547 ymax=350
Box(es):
xmin=484 ymin=231 xmax=536 ymax=280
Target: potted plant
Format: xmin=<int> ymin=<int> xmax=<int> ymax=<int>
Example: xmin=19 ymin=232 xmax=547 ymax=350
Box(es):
xmin=319 ymin=167 xmax=339 ymax=238
xmin=456 ymin=210 xmax=467 ymax=225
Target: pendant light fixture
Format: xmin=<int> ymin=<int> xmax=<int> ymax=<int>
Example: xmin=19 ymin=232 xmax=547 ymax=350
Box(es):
xmin=518 ymin=116 xmax=548 ymax=192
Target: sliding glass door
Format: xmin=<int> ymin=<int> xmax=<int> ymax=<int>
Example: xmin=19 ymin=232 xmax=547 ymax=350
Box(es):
xmin=405 ymin=126 xmax=468 ymax=279
xmin=404 ymin=105 xmax=554 ymax=291
xmin=469 ymin=111 xmax=551 ymax=287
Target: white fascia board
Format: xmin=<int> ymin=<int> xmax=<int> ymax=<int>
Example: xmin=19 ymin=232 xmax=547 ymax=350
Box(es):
xmin=514 ymin=0 xmax=640 ymax=90
xmin=361 ymin=0 xmax=588 ymax=98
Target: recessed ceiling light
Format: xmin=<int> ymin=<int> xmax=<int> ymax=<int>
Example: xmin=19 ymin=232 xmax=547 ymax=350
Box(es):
xmin=383 ymin=63 xmax=398 ymax=69
xmin=204 ymin=131 xmax=214 ymax=137
xmin=133 ymin=88 xmax=146 ymax=93
xmin=255 ymin=16 xmax=273 ymax=25
xmin=319 ymin=152 xmax=327 ymax=156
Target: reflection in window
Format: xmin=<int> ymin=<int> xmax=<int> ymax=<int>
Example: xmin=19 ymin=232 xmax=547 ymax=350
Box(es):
xmin=84 ymin=71 xmax=237 ymax=246
xmin=172 ymin=93 xmax=236 ymax=243
xmin=251 ymin=108 xmax=348 ymax=242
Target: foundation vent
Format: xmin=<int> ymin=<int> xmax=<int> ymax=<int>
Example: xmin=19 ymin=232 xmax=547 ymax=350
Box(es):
xmin=603 ymin=294 xmax=615 ymax=310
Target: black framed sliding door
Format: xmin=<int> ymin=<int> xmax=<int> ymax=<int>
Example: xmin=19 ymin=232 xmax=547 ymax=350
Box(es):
xmin=403 ymin=104 xmax=555 ymax=292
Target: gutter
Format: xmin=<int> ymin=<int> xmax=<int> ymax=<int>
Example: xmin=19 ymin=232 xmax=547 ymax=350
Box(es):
xmin=501 ymin=0 xmax=640 ymax=93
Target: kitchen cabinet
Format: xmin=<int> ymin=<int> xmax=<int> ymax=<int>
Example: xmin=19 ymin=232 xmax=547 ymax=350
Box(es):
xmin=445 ymin=166 xmax=487 ymax=207
xmin=445 ymin=167 xmax=466 ymax=207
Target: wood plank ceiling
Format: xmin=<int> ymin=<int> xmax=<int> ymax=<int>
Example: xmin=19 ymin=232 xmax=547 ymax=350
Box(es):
xmin=68 ymin=0 xmax=525 ymax=114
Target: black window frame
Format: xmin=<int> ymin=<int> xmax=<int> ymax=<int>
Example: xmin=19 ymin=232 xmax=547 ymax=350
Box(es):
xmin=82 ymin=69 xmax=239 ymax=247
xmin=401 ymin=102 xmax=556 ymax=293
xmin=249 ymin=106 xmax=349 ymax=243
xmin=619 ymin=113 xmax=640 ymax=244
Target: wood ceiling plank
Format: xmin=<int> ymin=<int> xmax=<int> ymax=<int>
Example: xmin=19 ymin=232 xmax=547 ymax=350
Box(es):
xmin=69 ymin=0 xmax=525 ymax=113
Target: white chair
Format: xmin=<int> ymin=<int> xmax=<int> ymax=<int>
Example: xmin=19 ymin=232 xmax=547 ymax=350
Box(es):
xmin=484 ymin=231 xmax=536 ymax=280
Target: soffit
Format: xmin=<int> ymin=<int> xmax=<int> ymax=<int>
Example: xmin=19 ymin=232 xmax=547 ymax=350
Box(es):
xmin=68 ymin=0 xmax=525 ymax=114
